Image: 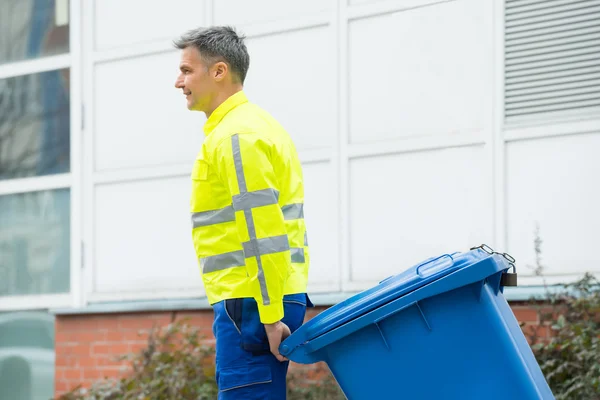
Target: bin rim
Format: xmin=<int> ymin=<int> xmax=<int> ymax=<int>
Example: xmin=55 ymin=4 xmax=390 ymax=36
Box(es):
xmin=281 ymin=248 xmax=510 ymax=360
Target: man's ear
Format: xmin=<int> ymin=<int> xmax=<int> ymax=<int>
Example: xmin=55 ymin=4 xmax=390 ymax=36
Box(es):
xmin=213 ymin=61 xmax=228 ymax=82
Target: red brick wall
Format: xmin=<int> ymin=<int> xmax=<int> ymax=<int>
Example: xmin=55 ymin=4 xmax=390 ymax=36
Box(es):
xmin=54 ymin=307 xmax=325 ymax=397
xmin=511 ymin=302 xmax=551 ymax=340
xmin=54 ymin=311 xmax=211 ymax=394
xmin=54 ymin=304 xmax=542 ymax=398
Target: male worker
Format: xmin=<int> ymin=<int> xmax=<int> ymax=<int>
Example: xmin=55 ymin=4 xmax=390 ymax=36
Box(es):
xmin=173 ymin=26 xmax=312 ymax=398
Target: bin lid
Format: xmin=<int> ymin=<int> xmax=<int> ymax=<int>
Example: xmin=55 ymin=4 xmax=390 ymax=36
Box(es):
xmin=300 ymin=248 xmax=491 ymax=343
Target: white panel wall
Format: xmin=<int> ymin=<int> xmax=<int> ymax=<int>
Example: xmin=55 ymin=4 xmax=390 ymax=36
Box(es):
xmin=213 ymin=0 xmax=330 ymax=27
xmin=87 ymin=0 xmax=209 ymax=301
xmin=506 ymin=133 xmax=600 ymax=278
xmin=350 ymin=146 xmax=492 ymax=282
xmin=303 ymin=162 xmax=339 ymax=291
xmin=79 ymin=0 xmax=599 ymax=306
xmin=349 ymin=0 xmax=487 ymax=144
xmin=244 ymin=26 xmax=336 ymax=150
xmin=94 ymin=177 xmax=201 ymax=293
xmin=95 ymin=0 xmax=206 ymax=50
xmin=94 ymin=52 xmax=204 ymax=171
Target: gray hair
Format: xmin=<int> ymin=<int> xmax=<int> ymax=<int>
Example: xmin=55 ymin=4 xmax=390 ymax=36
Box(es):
xmin=173 ymin=26 xmax=250 ymax=84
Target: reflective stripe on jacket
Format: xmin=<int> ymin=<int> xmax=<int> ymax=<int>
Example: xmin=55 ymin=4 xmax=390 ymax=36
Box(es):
xmin=190 ymin=91 xmax=310 ymax=324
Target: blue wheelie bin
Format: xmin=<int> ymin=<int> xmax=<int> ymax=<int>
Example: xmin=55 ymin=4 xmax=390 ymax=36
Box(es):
xmin=280 ymin=245 xmax=554 ymax=399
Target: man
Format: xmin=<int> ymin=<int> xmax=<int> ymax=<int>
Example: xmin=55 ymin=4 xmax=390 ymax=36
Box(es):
xmin=173 ymin=26 xmax=312 ymax=398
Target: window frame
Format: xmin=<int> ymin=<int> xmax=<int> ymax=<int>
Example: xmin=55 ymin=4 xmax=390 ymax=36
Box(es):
xmin=0 ymin=0 xmax=82 ymax=312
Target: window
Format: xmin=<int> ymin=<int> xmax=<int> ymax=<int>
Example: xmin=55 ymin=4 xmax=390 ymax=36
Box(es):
xmin=0 ymin=69 xmax=71 ymax=180
xmin=0 ymin=189 xmax=71 ymax=296
xmin=504 ymin=0 xmax=600 ymax=125
xmin=0 ymin=0 xmax=69 ymax=65
xmin=0 ymin=0 xmax=74 ymax=309
xmin=0 ymin=3 xmax=74 ymax=399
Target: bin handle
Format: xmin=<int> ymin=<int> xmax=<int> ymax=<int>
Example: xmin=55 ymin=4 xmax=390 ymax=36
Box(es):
xmin=378 ymin=253 xmax=454 ymax=285
xmin=416 ymin=253 xmax=454 ymax=278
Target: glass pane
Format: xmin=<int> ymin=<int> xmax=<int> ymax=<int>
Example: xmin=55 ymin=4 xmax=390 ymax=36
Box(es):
xmin=0 ymin=311 xmax=55 ymax=400
xmin=0 ymin=189 xmax=70 ymax=296
xmin=0 ymin=0 xmax=70 ymax=64
xmin=0 ymin=68 xmax=70 ymax=180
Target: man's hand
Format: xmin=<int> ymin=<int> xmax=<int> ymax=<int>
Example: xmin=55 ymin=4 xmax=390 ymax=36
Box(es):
xmin=264 ymin=320 xmax=291 ymax=362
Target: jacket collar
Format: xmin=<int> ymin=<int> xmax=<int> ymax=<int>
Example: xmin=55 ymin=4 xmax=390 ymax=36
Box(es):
xmin=203 ymin=90 xmax=248 ymax=136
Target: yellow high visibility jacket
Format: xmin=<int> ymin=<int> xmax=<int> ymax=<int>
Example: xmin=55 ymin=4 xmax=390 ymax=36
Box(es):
xmin=190 ymin=91 xmax=310 ymax=324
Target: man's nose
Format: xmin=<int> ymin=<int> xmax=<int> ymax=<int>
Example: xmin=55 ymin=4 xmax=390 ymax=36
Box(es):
xmin=174 ymin=75 xmax=183 ymax=89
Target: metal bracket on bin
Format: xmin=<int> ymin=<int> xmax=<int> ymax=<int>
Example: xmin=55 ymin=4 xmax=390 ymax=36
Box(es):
xmin=470 ymin=244 xmax=518 ymax=287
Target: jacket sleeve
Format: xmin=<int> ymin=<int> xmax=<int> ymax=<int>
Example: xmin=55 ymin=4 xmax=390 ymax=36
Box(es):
xmin=213 ymin=133 xmax=290 ymax=324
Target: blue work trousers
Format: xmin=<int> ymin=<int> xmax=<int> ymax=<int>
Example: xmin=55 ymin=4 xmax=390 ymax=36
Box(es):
xmin=212 ymin=293 xmax=313 ymax=399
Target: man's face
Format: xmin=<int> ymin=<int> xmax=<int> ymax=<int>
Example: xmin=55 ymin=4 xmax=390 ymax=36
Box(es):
xmin=174 ymin=46 xmax=214 ymax=112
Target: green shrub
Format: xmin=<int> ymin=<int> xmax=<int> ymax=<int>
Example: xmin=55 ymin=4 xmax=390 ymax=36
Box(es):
xmin=525 ymin=273 xmax=600 ymax=400
xmin=56 ymin=231 xmax=598 ymax=399
xmin=56 ymin=318 xmax=344 ymax=400
xmin=521 ymin=226 xmax=600 ymax=399
xmin=57 ymin=319 xmax=219 ymax=400
xmin=287 ymin=363 xmax=345 ymax=400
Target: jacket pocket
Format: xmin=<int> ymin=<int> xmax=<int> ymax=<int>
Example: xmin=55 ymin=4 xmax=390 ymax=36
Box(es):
xmin=218 ymin=363 xmax=272 ymax=398
xmin=190 ymin=159 xmax=211 ymax=211
xmin=191 ymin=159 xmax=209 ymax=180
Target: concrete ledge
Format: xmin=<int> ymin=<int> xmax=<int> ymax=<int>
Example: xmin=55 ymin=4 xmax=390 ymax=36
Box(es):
xmin=50 ymin=292 xmax=359 ymax=316
xmin=51 ymin=297 xmax=213 ymax=316
xmin=503 ymin=285 xmax=558 ymax=301
xmin=50 ymin=286 xmax=553 ymax=316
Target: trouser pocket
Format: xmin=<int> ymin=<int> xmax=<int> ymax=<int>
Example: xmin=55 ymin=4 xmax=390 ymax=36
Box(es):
xmin=225 ymin=294 xmax=309 ymax=355
xmin=224 ymin=298 xmax=243 ymax=334
xmin=282 ymin=293 xmax=309 ymax=332
xmin=240 ymin=298 xmax=271 ymax=355
xmin=217 ymin=363 xmax=272 ymax=400
xmin=223 ymin=297 xmax=271 ymax=355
